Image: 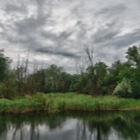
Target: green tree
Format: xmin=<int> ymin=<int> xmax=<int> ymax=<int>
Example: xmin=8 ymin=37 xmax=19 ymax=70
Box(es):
xmin=126 ymin=46 xmax=140 ymax=68
xmin=86 ymin=62 xmax=108 ymax=95
xmin=0 ymin=50 xmax=17 ymax=98
xmin=0 ymin=50 xmax=11 ymax=82
xmin=113 ymin=78 xmax=132 ymax=97
xmin=113 ymin=46 xmax=140 ymax=98
xmin=104 ymin=60 xmax=123 ymax=94
xmin=44 ymin=64 xmax=64 ymax=92
xmin=0 ymin=72 xmax=17 ymax=98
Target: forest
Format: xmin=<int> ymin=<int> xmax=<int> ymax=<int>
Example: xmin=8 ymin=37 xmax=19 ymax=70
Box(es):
xmin=0 ymin=45 xmax=140 ymax=99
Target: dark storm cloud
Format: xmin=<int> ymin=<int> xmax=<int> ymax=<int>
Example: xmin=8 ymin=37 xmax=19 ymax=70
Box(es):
xmin=41 ymin=31 xmax=73 ymax=43
xmin=92 ymin=22 xmax=121 ymax=44
xmin=103 ymin=28 xmax=140 ymax=48
xmin=36 ymin=47 xmax=80 ymax=58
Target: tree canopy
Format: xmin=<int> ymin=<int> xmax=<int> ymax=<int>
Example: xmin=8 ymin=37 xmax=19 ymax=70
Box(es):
xmin=0 ymin=46 xmax=140 ymax=98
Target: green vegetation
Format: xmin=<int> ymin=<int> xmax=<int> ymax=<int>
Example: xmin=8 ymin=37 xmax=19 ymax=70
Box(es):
xmin=0 ymin=93 xmax=46 ymax=113
xmin=0 ymin=93 xmax=139 ymax=114
xmin=45 ymin=93 xmax=140 ymax=113
xmin=0 ymin=46 xmax=140 ymax=113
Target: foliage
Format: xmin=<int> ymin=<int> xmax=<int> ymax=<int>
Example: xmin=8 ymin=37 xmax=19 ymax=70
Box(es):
xmin=0 ymin=93 xmax=46 ymax=113
xmin=0 ymin=46 xmax=140 ymax=99
xmin=113 ymin=78 xmax=132 ymax=97
xmin=85 ymin=62 xmax=108 ymax=95
xmin=126 ymin=46 xmax=140 ymax=68
xmin=0 ymin=93 xmax=140 ymax=114
xmin=0 ymin=73 xmax=17 ymax=98
xmin=0 ymin=50 xmax=11 ymax=82
xmin=45 ymin=93 xmax=140 ymax=113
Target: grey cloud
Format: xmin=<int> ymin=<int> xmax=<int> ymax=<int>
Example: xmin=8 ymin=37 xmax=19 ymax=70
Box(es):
xmin=35 ymin=0 xmax=52 ymax=20
xmin=41 ymin=30 xmax=73 ymax=42
xmin=59 ymin=31 xmax=73 ymax=40
xmin=3 ymin=0 xmax=53 ymax=48
xmin=93 ymin=27 xmax=120 ymax=44
xmin=101 ymin=28 xmax=140 ymax=48
xmin=88 ymin=17 xmax=122 ymax=45
xmin=96 ymin=4 xmax=127 ymax=17
xmin=4 ymin=3 xmax=27 ymax=13
xmin=89 ymin=4 xmax=139 ymax=47
xmin=91 ymin=4 xmax=127 ymax=44
xmin=2 ymin=0 xmax=86 ymax=60
xmin=36 ymin=47 xmax=80 ymax=58
xmin=15 ymin=17 xmax=45 ymax=35
xmin=1 ymin=0 xmax=140 ymax=73
xmin=14 ymin=1 xmax=51 ymax=34
xmin=92 ymin=28 xmax=140 ymax=65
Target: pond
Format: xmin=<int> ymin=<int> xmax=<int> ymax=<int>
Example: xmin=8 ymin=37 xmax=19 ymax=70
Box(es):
xmin=0 ymin=111 xmax=140 ymax=140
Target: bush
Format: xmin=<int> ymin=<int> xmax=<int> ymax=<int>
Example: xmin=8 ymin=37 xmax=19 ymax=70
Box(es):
xmin=0 ymin=74 xmax=17 ymax=98
xmin=32 ymin=93 xmax=46 ymax=107
xmin=113 ymin=78 xmax=132 ymax=98
xmin=131 ymin=81 xmax=140 ymax=98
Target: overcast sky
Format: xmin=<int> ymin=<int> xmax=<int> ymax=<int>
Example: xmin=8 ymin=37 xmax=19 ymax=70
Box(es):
xmin=0 ymin=0 xmax=140 ymax=73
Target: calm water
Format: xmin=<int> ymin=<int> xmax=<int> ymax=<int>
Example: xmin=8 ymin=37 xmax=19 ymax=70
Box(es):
xmin=0 ymin=111 xmax=140 ymax=140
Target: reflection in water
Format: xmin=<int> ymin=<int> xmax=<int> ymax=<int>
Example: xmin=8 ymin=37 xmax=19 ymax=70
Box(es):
xmin=0 ymin=111 xmax=140 ymax=140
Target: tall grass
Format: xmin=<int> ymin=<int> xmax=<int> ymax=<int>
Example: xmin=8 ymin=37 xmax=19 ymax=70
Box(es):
xmin=0 ymin=93 xmax=46 ymax=113
xmin=45 ymin=93 xmax=140 ymax=113
xmin=0 ymin=93 xmax=140 ymax=114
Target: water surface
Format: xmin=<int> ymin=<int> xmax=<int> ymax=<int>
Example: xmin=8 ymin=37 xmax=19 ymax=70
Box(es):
xmin=0 ymin=111 xmax=139 ymax=140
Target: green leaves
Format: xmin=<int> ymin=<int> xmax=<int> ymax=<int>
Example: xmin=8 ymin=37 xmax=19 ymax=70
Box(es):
xmin=113 ymin=78 xmax=132 ymax=97
xmin=111 ymin=46 xmax=140 ymax=98
xmin=126 ymin=46 xmax=140 ymax=68
xmin=0 ymin=50 xmax=11 ymax=82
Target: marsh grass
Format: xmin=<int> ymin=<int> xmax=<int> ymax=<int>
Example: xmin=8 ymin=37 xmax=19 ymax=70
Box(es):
xmin=0 ymin=93 xmax=46 ymax=113
xmin=0 ymin=93 xmax=140 ymax=114
xmin=45 ymin=93 xmax=140 ymax=113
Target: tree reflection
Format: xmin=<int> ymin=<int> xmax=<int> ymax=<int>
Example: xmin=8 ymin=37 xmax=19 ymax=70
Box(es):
xmin=0 ymin=111 xmax=139 ymax=140
xmin=112 ymin=112 xmax=140 ymax=140
xmin=74 ymin=111 xmax=140 ymax=140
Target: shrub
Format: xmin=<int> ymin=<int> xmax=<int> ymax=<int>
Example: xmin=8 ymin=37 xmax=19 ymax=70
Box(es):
xmin=113 ymin=78 xmax=132 ymax=98
xmin=32 ymin=93 xmax=46 ymax=107
xmin=0 ymin=74 xmax=17 ymax=98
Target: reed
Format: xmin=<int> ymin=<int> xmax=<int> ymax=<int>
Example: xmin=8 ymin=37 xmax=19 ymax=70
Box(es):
xmin=45 ymin=93 xmax=140 ymax=113
xmin=0 ymin=93 xmax=140 ymax=114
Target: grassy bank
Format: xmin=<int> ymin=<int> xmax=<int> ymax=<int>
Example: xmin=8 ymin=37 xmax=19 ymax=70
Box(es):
xmin=0 ymin=93 xmax=140 ymax=114
xmin=0 ymin=93 xmax=46 ymax=113
xmin=45 ymin=93 xmax=140 ymax=113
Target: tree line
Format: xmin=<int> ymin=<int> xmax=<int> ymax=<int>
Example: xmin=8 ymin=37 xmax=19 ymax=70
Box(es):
xmin=0 ymin=46 xmax=140 ymax=98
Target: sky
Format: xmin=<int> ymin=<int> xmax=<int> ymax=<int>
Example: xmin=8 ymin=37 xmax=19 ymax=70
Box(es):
xmin=0 ymin=0 xmax=140 ymax=73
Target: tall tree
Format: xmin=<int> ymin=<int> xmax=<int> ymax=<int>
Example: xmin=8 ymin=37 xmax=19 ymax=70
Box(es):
xmin=126 ymin=46 xmax=140 ymax=68
xmin=86 ymin=62 xmax=108 ymax=95
xmin=0 ymin=50 xmax=11 ymax=82
xmin=113 ymin=46 xmax=140 ymax=98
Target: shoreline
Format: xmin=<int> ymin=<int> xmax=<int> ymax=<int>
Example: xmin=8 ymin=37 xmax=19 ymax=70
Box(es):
xmin=0 ymin=93 xmax=140 ymax=114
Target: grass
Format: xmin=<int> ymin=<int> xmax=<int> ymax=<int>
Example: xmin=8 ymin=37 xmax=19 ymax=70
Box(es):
xmin=0 ymin=93 xmax=46 ymax=113
xmin=45 ymin=93 xmax=140 ymax=112
xmin=0 ymin=93 xmax=140 ymax=114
